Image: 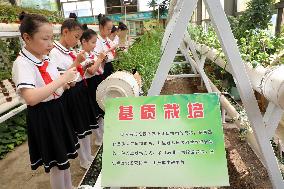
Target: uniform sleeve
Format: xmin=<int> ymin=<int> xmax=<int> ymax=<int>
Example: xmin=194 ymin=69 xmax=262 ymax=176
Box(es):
xmin=12 ymin=60 xmax=36 ymax=91
xmin=49 ymin=49 xmax=70 ymax=71
xmin=94 ymin=39 xmax=103 ymax=55
xmin=113 ymin=36 xmax=119 ymax=46
xmin=49 ymin=49 xmax=62 ymax=71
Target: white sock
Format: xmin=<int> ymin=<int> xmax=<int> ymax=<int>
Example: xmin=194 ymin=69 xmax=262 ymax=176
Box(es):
xmin=94 ymin=129 xmax=102 ymax=145
xmin=97 ymin=118 xmax=104 ymax=144
xmin=64 ymin=168 xmax=73 ymax=189
xmin=98 ymin=117 xmax=104 ymax=134
xmin=78 ymin=139 xmax=89 ymax=165
xmin=50 ymin=167 xmax=65 ymax=189
xmin=82 ymin=135 xmax=93 ymax=162
xmin=90 ymin=131 xmax=93 ymax=146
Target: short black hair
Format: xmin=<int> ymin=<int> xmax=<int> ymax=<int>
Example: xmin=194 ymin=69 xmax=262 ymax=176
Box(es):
xmin=19 ymin=14 xmax=49 ymax=39
xmin=80 ymin=24 xmax=97 ymax=43
xmin=61 ymin=18 xmax=83 ymax=34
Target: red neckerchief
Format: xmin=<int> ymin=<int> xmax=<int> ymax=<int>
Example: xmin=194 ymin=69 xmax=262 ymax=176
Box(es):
xmin=68 ymin=51 xmax=77 ymax=61
xmin=88 ymin=53 xmax=103 ymax=75
xmin=68 ymin=51 xmax=87 ymax=86
xmin=105 ymin=40 xmax=116 ymax=57
xmin=89 ymin=54 xmax=95 ymax=60
xmin=37 ymin=60 xmax=60 ymax=99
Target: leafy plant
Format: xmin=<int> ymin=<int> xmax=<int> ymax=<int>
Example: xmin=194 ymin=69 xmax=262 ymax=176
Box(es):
xmin=0 ymin=4 xmax=64 ymax=23
xmin=234 ymin=0 xmax=276 ymax=40
xmin=0 ymin=38 xmax=21 ymax=80
xmin=148 ymin=0 xmax=169 ymax=19
xmin=188 ymin=23 xmax=284 ymax=68
xmin=0 ymin=111 xmax=27 ymax=159
xmin=238 ymin=29 xmax=284 ymax=67
xmin=80 ymin=146 xmax=103 ymax=187
xmin=114 ymin=28 xmax=163 ymax=95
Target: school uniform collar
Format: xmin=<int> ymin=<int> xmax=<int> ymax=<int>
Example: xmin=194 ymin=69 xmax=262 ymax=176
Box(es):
xmin=77 ymin=49 xmax=94 ymax=59
xmin=19 ymin=47 xmax=49 ymax=67
xmin=98 ymin=34 xmax=108 ymax=44
xmin=86 ymin=51 xmax=95 ymax=59
xmin=53 ymin=41 xmax=70 ymax=55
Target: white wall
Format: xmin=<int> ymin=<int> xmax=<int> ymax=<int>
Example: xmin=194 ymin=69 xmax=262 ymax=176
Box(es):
xmin=92 ymin=0 xmax=105 ymax=15
xmin=62 ymin=0 xmax=106 ymax=18
xmin=237 ymin=0 xmax=250 ymax=12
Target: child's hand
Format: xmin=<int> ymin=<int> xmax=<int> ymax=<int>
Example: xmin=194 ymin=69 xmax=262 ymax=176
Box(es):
xmin=98 ymin=52 xmax=107 ymax=61
xmin=76 ymin=50 xmax=86 ymax=63
xmin=133 ymin=71 xmax=142 ymax=88
xmin=63 ymin=83 xmax=71 ymax=90
xmin=68 ymin=81 xmax=76 ymax=87
xmin=83 ymin=59 xmax=95 ymax=71
xmin=61 ymin=67 xmax=78 ymax=83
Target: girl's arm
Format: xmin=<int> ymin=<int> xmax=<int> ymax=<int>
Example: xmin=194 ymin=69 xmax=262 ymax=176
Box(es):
xmin=69 ymin=50 xmax=86 ymax=69
xmin=21 ymin=68 xmax=77 ymax=106
xmin=106 ymin=44 xmax=118 ymax=52
xmin=87 ymin=58 xmax=103 ymax=75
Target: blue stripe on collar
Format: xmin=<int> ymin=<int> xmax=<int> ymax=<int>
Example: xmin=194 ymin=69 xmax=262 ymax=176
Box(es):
xmin=19 ymin=50 xmax=46 ymax=66
xmin=53 ymin=41 xmax=70 ymax=54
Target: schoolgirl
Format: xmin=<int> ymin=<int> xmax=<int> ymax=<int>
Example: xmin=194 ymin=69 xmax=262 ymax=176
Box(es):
xmin=117 ymin=21 xmax=128 ymax=49
xmin=109 ymin=25 xmax=119 ymax=46
xmin=79 ymin=24 xmax=107 ymax=146
xmin=12 ymin=14 xmax=79 ymax=189
xmin=49 ymin=18 xmax=96 ymax=169
xmin=94 ymin=14 xmax=116 ymax=78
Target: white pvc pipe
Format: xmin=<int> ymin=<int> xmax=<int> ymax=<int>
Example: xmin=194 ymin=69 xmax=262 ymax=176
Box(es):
xmin=193 ymin=42 xmax=284 ymax=110
xmin=0 ymin=97 xmax=21 ymax=115
xmin=209 ymin=78 xmax=263 ymax=162
xmin=0 ymin=104 xmax=26 ymax=124
xmin=0 ymin=23 xmax=84 ymax=35
xmin=0 ymin=23 xmax=19 ymax=32
xmin=0 ymin=93 xmax=17 ymax=105
xmin=0 ymin=87 xmax=15 ymax=94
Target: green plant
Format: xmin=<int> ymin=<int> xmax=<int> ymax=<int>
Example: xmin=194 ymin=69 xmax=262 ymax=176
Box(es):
xmin=114 ymin=28 xmax=163 ymax=95
xmin=0 ymin=5 xmax=64 ymax=23
xmin=189 ymin=22 xmax=284 ymax=68
xmin=148 ymin=0 xmax=169 ymax=19
xmin=169 ymin=64 xmax=191 ymax=75
xmin=234 ymin=0 xmax=276 ymax=40
xmin=147 ymin=0 xmax=157 ymax=12
xmin=80 ymin=146 xmax=103 ymax=186
xmin=0 ymin=38 xmax=21 ymax=80
xmin=0 ymin=111 xmax=27 ymax=159
xmin=239 ymin=29 xmax=284 ymax=67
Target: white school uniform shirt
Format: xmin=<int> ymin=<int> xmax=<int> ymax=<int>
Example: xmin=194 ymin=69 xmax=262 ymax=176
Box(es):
xmin=49 ymin=41 xmax=82 ymax=82
xmin=12 ymin=47 xmax=64 ymax=102
xmin=94 ymin=34 xmax=116 ymax=63
xmin=82 ymin=51 xmax=104 ymax=79
xmin=112 ymin=35 xmax=119 ymax=46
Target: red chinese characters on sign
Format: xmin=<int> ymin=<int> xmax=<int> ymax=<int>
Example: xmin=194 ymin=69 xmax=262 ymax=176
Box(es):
xmin=118 ymin=102 xmax=204 ymax=121
xmin=141 ymin=104 xmax=156 ymax=120
xmin=187 ymin=103 xmax=204 ymax=119
xmin=119 ymin=105 xmax=134 ymax=120
xmin=164 ymin=103 xmax=180 ymax=119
